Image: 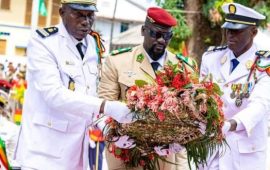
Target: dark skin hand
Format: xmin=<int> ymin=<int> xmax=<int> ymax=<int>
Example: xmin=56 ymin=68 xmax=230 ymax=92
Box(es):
xmin=59 ymin=4 xmax=95 ymax=41
xmin=141 ymin=22 xmax=173 ymax=61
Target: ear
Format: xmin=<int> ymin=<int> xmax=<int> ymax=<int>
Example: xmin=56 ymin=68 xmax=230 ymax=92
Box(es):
xmin=141 ymin=25 xmax=145 ymax=36
xmin=59 ymin=7 xmax=64 ymax=18
xmin=251 ymin=26 xmax=258 ymax=38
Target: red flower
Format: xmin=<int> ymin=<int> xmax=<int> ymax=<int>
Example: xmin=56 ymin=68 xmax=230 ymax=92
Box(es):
xmin=139 ymin=160 xmax=146 ymax=166
xmin=156 ymin=75 xmax=165 ymax=86
xmin=172 ymin=74 xmax=190 ymax=89
xmin=148 ymin=154 xmax=154 ymax=160
xmin=156 ymin=112 xmax=166 ymax=122
xmin=203 ymin=82 xmax=213 ymax=90
xmin=105 ymin=117 xmax=113 ymax=124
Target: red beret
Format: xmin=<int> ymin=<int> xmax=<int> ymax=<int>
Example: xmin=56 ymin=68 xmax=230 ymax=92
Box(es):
xmin=147 ymin=7 xmax=177 ymax=27
xmin=0 ymin=79 xmax=12 ymax=89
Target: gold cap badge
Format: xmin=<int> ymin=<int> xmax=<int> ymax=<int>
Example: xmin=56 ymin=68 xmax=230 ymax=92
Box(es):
xmin=229 ymin=4 xmax=236 ymax=14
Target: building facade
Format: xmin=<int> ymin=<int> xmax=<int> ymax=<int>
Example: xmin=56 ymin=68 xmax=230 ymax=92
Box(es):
xmin=0 ymin=0 xmax=148 ymax=61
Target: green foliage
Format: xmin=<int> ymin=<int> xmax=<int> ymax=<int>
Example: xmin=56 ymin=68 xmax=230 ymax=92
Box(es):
xmin=253 ymin=1 xmax=270 ymax=26
xmin=203 ymin=0 xmax=270 ymax=28
xmin=135 ymin=80 xmax=148 ymax=87
xmin=155 ymin=0 xmax=192 ymax=53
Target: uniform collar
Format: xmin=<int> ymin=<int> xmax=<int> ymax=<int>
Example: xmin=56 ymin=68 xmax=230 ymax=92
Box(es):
xmin=229 ymin=44 xmax=257 ymax=63
xmin=69 ymin=35 xmax=87 ymax=49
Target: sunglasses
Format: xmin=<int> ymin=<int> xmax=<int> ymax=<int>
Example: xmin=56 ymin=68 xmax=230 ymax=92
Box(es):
xmin=145 ymin=26 xmax=173 ymax=41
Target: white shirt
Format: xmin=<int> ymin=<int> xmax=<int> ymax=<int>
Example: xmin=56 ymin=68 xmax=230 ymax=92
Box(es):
xmin=144 ymin=49 xmax=166 ymax=71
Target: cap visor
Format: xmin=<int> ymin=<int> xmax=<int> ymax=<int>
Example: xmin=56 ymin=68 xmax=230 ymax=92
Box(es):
xmin=221 ymin=22 xmax=250 ymax=30
xmin=68 ymin=3 xmax=98 ymax=12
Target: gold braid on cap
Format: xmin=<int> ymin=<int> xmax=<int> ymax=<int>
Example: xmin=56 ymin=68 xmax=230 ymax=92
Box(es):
xmin=146 ymin=16 xmax=155 ymax=23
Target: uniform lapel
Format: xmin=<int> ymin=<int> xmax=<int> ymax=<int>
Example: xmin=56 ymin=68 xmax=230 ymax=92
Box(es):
xmin=220 ymin=50 xmax=231 ymax=83
xmin=227 ymin=61 xmax=250 ymax=83
xmin=83 ymin=35 xmax=98 ymax=63
xmin=58 ymin=22 xmax=82 ymax=60
xmin=165 ymin=51 xmax=178 ymax=64
xmin=138 ymin=46 xmax=156 ymax=79
xmin=226 ymin=45 xmax=257 ymax=83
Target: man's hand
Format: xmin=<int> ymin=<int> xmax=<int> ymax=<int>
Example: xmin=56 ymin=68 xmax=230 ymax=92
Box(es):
xmin=104 ymin=101 xmax=134 ymax=123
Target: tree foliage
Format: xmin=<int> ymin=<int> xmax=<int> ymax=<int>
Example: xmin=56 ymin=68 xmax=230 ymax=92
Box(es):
xmin=155 ymin=0 xmax=191 ymax=53
xmin=156 ymin=0 xmax=270 ymax=53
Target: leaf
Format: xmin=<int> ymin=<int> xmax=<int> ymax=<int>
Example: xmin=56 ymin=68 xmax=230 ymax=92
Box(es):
xmin=135 ymin=80 xmax=148 ymax=87
xmin=183 ymin=83 xmax=192 ymax=89
xmin=212 ymin=83 xmax=224 ymax=96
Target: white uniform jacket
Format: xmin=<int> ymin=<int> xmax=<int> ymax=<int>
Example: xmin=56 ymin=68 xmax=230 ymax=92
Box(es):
xmin=15 ymin=22 xmax=103 ymax=170
xmin=200 ymin=44 xmax=270 ymax=170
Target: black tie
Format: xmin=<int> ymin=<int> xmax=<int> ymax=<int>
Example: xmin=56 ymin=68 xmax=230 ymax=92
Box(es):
xmin=76 ymin=42 xmax=84 ymax=60
xmin=231 ymin=58 xmax=239 ymax=73
xmin=151 ymin=62 xmax=160 ymax=71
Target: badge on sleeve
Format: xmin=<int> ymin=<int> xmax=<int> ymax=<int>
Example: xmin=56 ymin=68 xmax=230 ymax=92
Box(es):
xmin=136 ymin=54 xmax=144 ymax=63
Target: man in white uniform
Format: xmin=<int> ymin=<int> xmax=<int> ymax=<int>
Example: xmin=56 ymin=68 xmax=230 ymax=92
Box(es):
xmin=15 ymin=1 xmax=133 ymax=170
xmin=200 ymin=3 xmax=270 ymax=170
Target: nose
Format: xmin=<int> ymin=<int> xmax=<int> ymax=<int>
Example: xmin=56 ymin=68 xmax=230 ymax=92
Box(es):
xmin=156 ymin=36 xmax=166 ymax=44
xmin=81 ymin=16 xmax=93 ymax=26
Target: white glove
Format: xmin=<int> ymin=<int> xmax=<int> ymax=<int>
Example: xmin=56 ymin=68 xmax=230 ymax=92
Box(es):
xmin=104 ymin=101 xmax=134 ymax=123
xmin=222 ymin=121 xmax=231 ymax=136
xmin=89 ymin=138 xmax=96 ymax=148
xmin=113 ymin=135 xmax=136 ymax=149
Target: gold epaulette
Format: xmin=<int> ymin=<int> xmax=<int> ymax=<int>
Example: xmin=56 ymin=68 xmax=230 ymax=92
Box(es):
xmin=36 ymin=26 xmax=58 ymax=38
xmin=110 ymin=47 xmax=132 ymax=56
xmin=256 ymin=50 xmax=270 ymax=58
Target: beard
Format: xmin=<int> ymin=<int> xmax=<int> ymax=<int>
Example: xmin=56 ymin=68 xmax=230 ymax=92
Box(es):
xmin=148 ymin=44 xmax=165 ymax=61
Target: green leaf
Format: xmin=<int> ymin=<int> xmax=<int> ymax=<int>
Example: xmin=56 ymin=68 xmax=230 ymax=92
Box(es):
xmin=135 ymin=80 xmax=148 ymax=87
xmin=213 ymin=83 xmax=224 ymax=96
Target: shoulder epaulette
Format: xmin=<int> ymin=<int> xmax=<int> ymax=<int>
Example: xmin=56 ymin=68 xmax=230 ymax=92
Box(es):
xmin=256 ymin=50 xmax=270 ymax=58
xmin=176 ymin=54 xmax=197 ymax=71
xmin=110 ymin=47 xmax=132 ymax=56
xmin=36 ymin=27 xmax=58 ymax=38
xmin=206 ymin=45 xmax=228 ymax=53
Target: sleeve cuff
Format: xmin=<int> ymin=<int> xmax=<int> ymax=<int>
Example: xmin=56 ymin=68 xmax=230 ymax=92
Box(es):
xmin=232 ymin=118 xmax=245 ymax=131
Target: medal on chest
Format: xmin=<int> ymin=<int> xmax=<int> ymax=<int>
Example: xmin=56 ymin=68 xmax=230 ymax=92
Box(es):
xmin=230 ymin=82 xmax=253 ymax=107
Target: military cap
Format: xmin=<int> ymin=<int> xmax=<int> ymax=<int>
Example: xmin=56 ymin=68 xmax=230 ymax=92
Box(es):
xmin=146 ymin=7 xmax=177 ymax=27
xmin=61 ymin=0 xmax=97 ymax=12
xmin=221 ymin=3 xmax=265 ymax=30
xmin=0 ymin=79 xmax=12 ymax=94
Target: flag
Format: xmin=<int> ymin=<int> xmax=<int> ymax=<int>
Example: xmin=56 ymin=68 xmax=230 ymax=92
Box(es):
xmin=0 ymin=137 xmax=11 ymax=170
xmin=39 ymin=0 xmax=47 ymax=16
xmin=181 ymin=41 xmax=188 ymax=57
